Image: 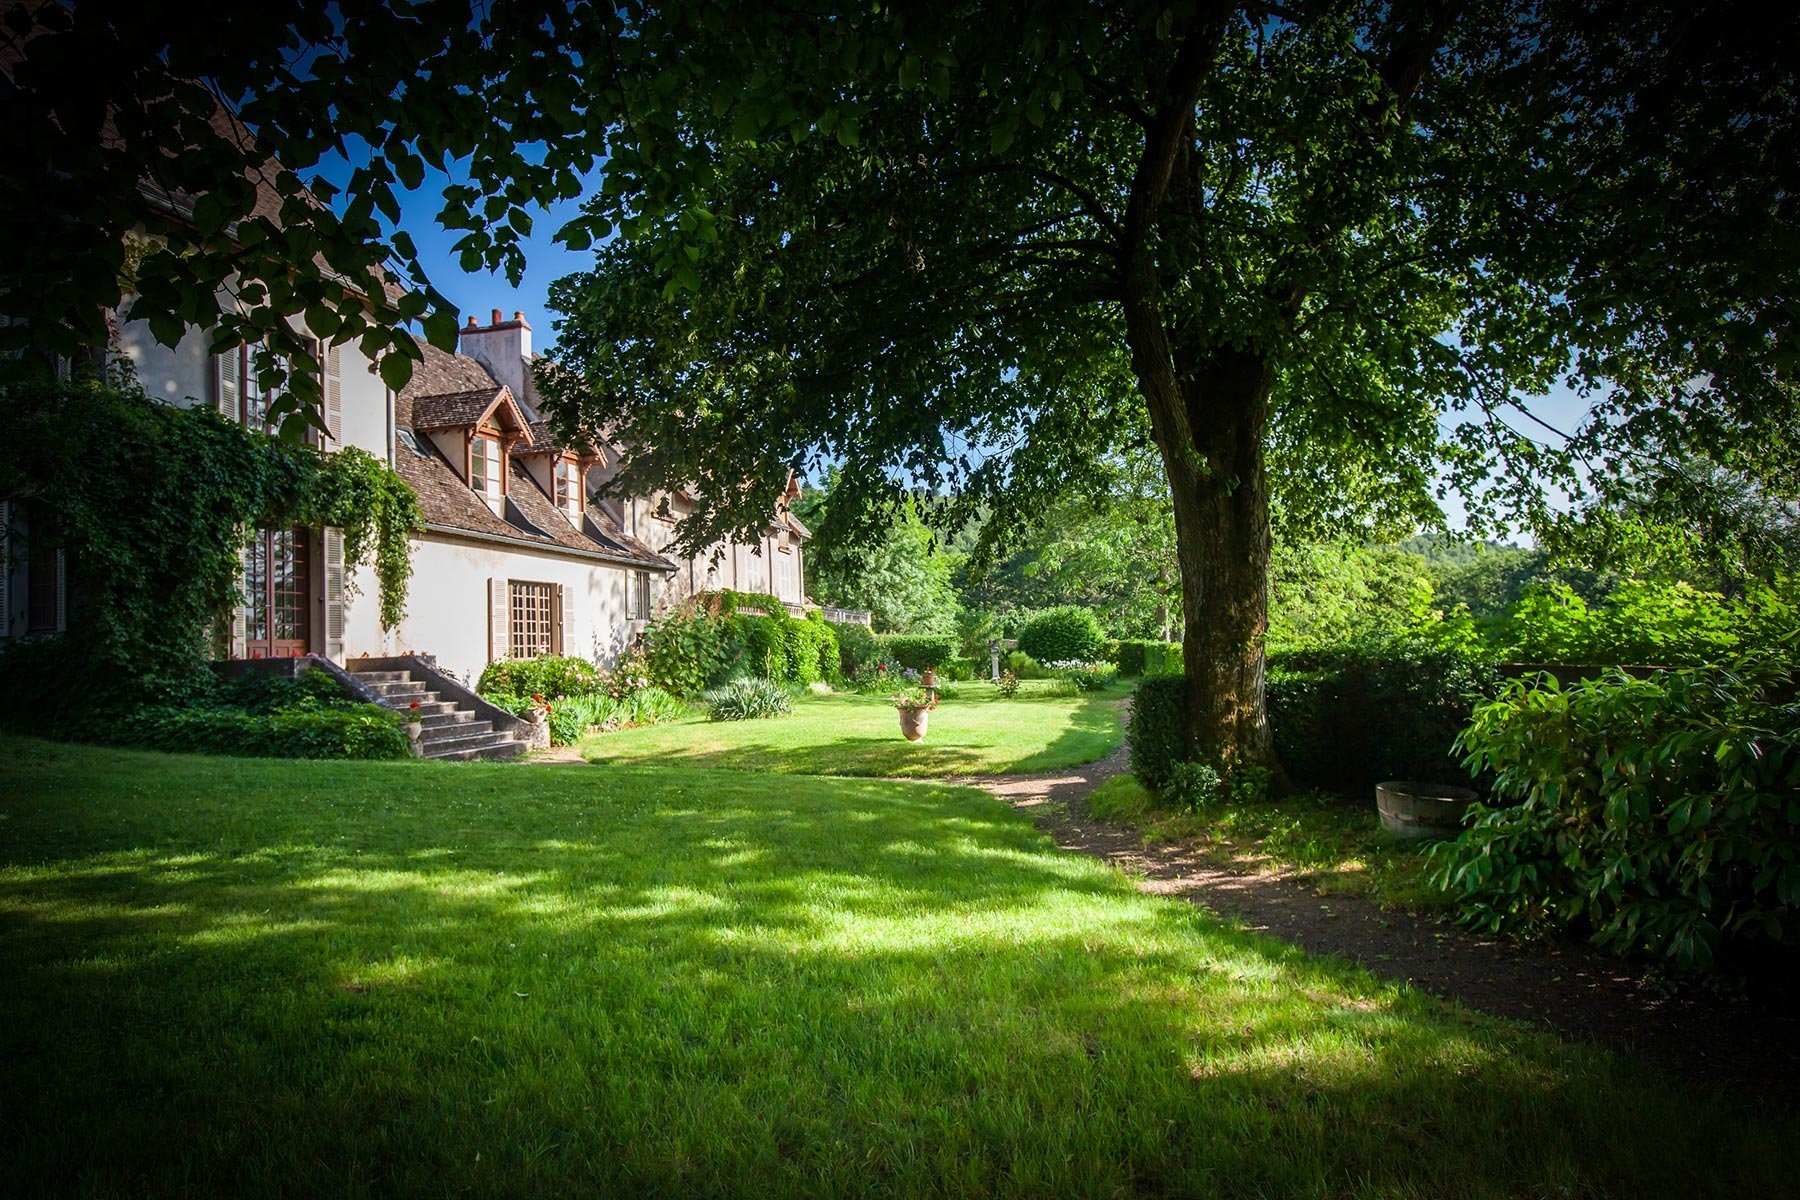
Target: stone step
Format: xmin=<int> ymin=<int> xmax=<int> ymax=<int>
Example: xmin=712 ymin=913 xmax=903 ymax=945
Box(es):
xmin=349 ymin=670 xmax=410 ymax=683
xmin=416 ymin=709 xmax=479 ymax=730
xmin=419 ymin=720 xmax=494 ymax=746
xmin=393 ymin=700 xmax=456 ymax=718
xmin=424 ymin=733 xmax=527 ymax=762
xmin=363 ymin=678 xmax=427 ymax=697
xmin=379 ymin=688 xmax=440 ymax=707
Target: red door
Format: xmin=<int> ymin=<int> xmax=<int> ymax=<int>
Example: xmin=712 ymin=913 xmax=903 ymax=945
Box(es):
xmin=244 ymin=528 xmax=311 ymax=658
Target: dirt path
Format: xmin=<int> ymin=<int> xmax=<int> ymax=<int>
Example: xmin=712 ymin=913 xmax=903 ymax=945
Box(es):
xmin=953 ymin=703 xmax=1800 ymax=1107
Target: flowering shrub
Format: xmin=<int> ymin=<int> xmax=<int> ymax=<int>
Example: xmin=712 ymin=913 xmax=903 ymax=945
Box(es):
xmin=996 ymin=670 xmax=1020 ymax=698
xmin=851 ymin=654 xmax=904 ymax=692
xmin=1041 ymin=661 xmax=1120 ymax=692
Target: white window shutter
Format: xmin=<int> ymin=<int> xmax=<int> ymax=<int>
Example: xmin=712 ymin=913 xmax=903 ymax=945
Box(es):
xmin=324 ymin=528 xmax=345 ymax=660
xmin=488 ymin=577 xmax=509 ymax=661
xmin=324 ymin=341 xmax=343 ymax=448
xmin=556 ymin=583 xmax=573 ymax=655
xmin=217 ymin=345 xmax=240 ymax=420
xmin=230 ymin=545 xmax=249 ymax=658
xmin=53 ymin=548 xmax=65 ymax=633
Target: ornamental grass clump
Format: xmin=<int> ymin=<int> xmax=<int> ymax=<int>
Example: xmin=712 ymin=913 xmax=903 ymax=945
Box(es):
xmin=704 ymin=676 xmax=793 ymax=721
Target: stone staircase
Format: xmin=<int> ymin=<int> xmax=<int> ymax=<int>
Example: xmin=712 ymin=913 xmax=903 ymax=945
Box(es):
xmin=347 ymin=665 xmax=529 ymax=761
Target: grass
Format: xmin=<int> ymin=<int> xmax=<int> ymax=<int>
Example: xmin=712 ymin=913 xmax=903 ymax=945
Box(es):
xmin=1087 ymin=775 xmax=1448 ymax=910
xmin=579 ymin=681 xmax=1126 ymax=777
xmin=3 ymin=736 xmax=1797 ymax=1197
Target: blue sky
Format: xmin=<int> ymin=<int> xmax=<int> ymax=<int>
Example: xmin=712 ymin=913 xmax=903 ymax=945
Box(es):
xmin=314 ymin=155 xmax=602 ymax=349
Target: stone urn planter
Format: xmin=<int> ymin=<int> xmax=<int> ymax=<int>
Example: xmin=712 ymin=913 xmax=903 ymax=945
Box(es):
xmin=1376 ymin=780 xmax=1479 ymax=841
xmin=898 ymin=705 xmax=930 ymax=741
xmin=404 ymin=719 xmax=425 ymax=758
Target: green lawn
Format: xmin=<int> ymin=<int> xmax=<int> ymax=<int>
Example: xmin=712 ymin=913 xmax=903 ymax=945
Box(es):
xmin=579 ymin=682 xmax=1125 ymax=777
xmin=2 ymin=737 xmax=1794 ymax=1197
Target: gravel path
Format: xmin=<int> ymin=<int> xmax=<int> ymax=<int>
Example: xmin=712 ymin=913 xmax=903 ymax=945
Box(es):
xmin=952 ymin=702 xmax=1800 ymax=1107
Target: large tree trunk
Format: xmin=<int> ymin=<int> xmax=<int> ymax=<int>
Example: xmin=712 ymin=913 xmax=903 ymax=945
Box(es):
xmin=1136 ymin=342 xmax=1277 ymax=770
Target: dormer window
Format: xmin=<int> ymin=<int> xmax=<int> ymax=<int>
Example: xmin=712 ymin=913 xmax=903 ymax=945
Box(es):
xmin=471 ymin=433 xmax=503 ymax=511
xmin=554 ymin=458 xmax=583 ymax=521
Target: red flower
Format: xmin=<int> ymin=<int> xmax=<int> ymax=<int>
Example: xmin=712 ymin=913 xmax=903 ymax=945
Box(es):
xmin=409 ymin=701 xmax=420 ymax=710
xmin=876 ymin=664 xmax=886 ymax=672
xmin=545 ymin=703 xmax=554 ymax=714
xmin=532 ymin=693 xmax=545 ymax=703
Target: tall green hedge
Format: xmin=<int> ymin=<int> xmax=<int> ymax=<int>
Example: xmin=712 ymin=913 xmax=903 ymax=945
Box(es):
xmin=643 ymin=600 xmax=843 ymax=694
xmin=1266 ymin=643 xmax=1499 ymax=792
xmin=877 ymin=634 xmax=957 ymax=670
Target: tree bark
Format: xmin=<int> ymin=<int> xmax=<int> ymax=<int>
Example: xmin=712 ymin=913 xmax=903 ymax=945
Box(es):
xmin=1136 ymin=342 xmax=1277 ymax=770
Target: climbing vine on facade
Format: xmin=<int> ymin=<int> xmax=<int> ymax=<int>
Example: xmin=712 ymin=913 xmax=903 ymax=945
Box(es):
xmin=0 ymin=375 xmax=419 ymax=727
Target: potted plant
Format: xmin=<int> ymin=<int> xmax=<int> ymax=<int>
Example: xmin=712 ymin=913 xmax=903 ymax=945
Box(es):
xmin=403 ymin=700 xmax=425 ymax=757
xmin=894 ymin=686 xmax=939 ymax=741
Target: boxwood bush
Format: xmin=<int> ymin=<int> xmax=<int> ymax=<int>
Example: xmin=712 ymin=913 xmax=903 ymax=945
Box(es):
xmin=1127 ymin=675 xmax=1190 ymax=793
xmin=1017 ymin=606 xmax=1106 ymax=665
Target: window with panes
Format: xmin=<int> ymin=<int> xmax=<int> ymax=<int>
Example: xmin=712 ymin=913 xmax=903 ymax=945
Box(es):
xmin=470 ymin=434 xmax=503 ymax=509
xmin=509 ymin=580 xmax=554 ymax=657
xmin=554 ymin=458 xmax=583 ymax=520
xmin=628 ymin=571 xmax=651 ymax=621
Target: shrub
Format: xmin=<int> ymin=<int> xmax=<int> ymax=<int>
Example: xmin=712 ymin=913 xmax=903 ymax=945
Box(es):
xmin=538 ymin=687 xmax=690 ymax=742
xmin=1128 ymin=675 xmax=1190 ymax=793
xmin=643 ymin=602 xmax=726 ymax=696
xmin=1266 ymin=640 xmax=1500 ymax=793
xmin=477 ymin=655 xmax=601 ymax=702
xmin=851 ymin=654 xmax=905 ymax=693
xmin=1163 ymin=760 xmax=1223 ymax=810
xmin=835 ymin=622 xmax=882 ymax=677
xmin=878 ymin=634 xmax=957 ymax=671
xmin=545 ymin=702 xmax=586 ymax=746
xmin=941 ymin=656 xmax=977 ymax=682
xmin=122 ymin=699 xmax=408 ymax=760
xmin=703 ymin=676 xmax=794 ymax=721
xmin=1430 ymin=663 xmax=1800 ymax=968
xmin=996 ymin=670 xmax=1020 ymax=698
xmin=1017 ymin=606 xmax=1107 ymax=665
xmin=1005 ymin=650 xmax=1049 ymax=679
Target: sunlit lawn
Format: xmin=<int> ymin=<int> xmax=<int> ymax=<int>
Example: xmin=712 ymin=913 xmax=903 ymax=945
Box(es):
xmin=580 ymin=681 xmax=1126 ymax=777
xmin=2 ymin=738 xmax=1795 ymax=1197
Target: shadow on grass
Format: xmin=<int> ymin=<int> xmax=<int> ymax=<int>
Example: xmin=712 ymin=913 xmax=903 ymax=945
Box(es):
xmin=0 ymin=740 xmax=1793 ymax=1197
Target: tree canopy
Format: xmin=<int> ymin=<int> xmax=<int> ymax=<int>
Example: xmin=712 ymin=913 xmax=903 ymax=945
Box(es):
xmin=540 ymin=0 xmax=1800 ymax=768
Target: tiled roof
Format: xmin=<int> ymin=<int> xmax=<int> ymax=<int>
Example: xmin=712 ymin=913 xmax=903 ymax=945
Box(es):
xmin=409 ymin=387 xmax=510 ymax=431
xmin=392 ymin=429 xmax=673 ymax=572
xmin=400 ymin=337 xmax=503 ymax=402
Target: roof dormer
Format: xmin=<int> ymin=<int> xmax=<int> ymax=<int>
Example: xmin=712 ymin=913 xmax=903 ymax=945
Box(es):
xmin=409 ymin=385 xmax=531 ymax=515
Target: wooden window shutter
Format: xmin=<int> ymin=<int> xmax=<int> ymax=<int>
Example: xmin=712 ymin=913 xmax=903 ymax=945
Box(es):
xmin=230 ymin=545 xmax=249 ymax=658
xmin=488 ymin=577 xmax=509 ymax=661
xmin=324 ymin=341 xmax=343 ymax=447
xmin=324 ymin=528 xmax=345 ymax=660
xmin=0 ymin=499 xmax=10 ymax=640
xmin=53 ymin=548 xmax=66 ymax=634
xmin=556 ymin=583 xmax=573 ymax=655
xmin=217 ymin=344 xmax=241 ymax=420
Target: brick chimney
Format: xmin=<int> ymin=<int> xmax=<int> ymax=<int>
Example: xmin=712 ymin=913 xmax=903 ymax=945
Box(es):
xmin=457 ymin=309 xmax=535 ymax=416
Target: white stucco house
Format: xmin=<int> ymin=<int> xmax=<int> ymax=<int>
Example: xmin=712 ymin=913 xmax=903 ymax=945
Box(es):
xmin=69 ymin=304 xmax=816 ymax=687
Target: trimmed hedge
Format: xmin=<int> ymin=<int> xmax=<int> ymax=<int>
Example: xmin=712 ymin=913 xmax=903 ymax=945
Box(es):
xmin=122 ymin=696 xmax=409 ymax=760
xmin=1109 ymin=639 xmax=1183 ymax=677
xmin=1266 ymin=643 xmax=1500 ymax=793
xmin=836 ymin=622 xmax=882 ymax=676
xmin=877 ymin=634 xmax=957 ymax=671
xmin=1143 ymin=642 xmax=1183 ymax=676
xmin=1017 ymin=606 xmax=1107 ymax=665
xmin=1127 ymin=675 xmax=1189 ymax=793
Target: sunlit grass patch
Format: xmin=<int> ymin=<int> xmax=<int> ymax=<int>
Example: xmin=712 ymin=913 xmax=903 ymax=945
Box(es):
xmin=0 ymin=736 xmax=1792 ymax=1197
xmin=579 ymin=683 xmax=1126 ymax=777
